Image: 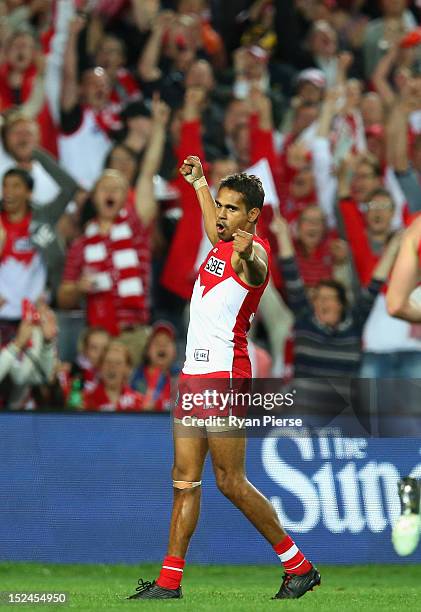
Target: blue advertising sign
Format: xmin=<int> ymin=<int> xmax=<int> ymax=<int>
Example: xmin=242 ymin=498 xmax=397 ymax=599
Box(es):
xmin=1 ymin=413 xmax=420 ymax=565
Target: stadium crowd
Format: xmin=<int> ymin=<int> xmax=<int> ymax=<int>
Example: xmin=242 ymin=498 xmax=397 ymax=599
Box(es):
xmin=0 ymin=0 xmax=421 ymax=410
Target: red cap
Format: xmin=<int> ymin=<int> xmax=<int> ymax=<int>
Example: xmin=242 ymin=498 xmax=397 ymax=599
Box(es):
xmin=151 ymin=321 xmax=176 ymax=341
xmin=400 ymin=28 xmax=421 ymax=49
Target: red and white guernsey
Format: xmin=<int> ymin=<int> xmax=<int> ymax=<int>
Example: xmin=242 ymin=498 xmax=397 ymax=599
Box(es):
xmin=183 ymin=235 xmax=270 ymax=376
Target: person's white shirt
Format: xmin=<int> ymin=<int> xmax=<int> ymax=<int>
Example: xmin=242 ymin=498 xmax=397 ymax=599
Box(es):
xmin=0 ymin=144 xmax=60 ymax=206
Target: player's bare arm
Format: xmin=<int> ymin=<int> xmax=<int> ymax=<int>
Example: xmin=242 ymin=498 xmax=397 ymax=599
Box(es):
xmin=232 ymin=229 xmax=268 ymax=287
xmin=386 ymin=217 xmax=421 ymax=323
xmin=179 ymin=155 xmax=218 ymax=245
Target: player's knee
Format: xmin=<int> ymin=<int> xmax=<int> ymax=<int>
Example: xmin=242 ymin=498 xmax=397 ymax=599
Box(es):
xmin=172 ymin=466 xmax=202 ymax=487
xmin=215 ymin=470 xmax=244 ymax=500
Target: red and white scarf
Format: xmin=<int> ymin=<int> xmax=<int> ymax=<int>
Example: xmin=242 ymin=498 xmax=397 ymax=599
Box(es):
xmin=82 ymin=209 xmax=147 ymax=335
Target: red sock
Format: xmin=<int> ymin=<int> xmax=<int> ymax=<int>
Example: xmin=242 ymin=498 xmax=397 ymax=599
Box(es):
xmin=274 ymin=536 xmax=313 ymax=575
xmin=156 ymin=555 xmax=185 ymax=589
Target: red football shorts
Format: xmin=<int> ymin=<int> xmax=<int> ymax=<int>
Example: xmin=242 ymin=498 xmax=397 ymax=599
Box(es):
xmin=173 ymin=370 xmax=252 ymax=420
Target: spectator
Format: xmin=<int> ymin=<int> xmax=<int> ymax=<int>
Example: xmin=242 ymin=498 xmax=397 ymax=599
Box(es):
xmin=294 ymin=68 xmax=326 ymax=106
xmin=240 ymin=0 xmax=277 ymax=53
xmin=387 ymin=82 xmax=421 ymax=216
xmin=58 ymin=89 xmax=170 ymax=365
xmin=0 ymin=0 xmax=51 ymax=36
xmin=83 ymin=341 xmax=144 ymax=411
xmin=0 ymin=31 xmax=45 ymax=115
xmin=371 ymin=35 xmax=421 ymax=111
xmin=0 ymin=301 xmax=58 ymax=409
xmin=360 ymin=92 xmax=385 ymax=127
xmin=230 ymin=123 xmax=250 ymax=170
xmin=363 ymin=0 xmax=417 ymax=79
xmin=105 ymin=143 xmax=139 ymax=188
xmin=0 ymin=111 xmax=78 ymax=207
xmin=118 ymin=100 xmax=152 ymax=161
xmin=308 ymin=20 xmax=341 ymax=87
xmin=271 ymin=212 xmax=401 ymax=407
xmin=338 ymin=158 xmax=402 ymax=284
xmin=59 ymin=326 xmax=110 ymax=404
xmin=183 ymin=60 xmax=227 ymax=160
xmin=0 ymin=30 xmax=55 ymax=153
xmin=231 ymin=45 xmax=284 ymax=125
xmin=221 ymin=97 xmax=251 ymax=160
xmin=117 ymin=98 xmax=176 ymax=179
xmin=57 ymin=169 xmax=149 ymax=361
xmin=177 ymin=0 xmax=225 ymax=69
xmin=117 ymin=97 xmax=175 ymax=181
xmin=160 ymin=86 xmax=209 ymax=302
xmin=130 ymin=321 xmax=179 ymax=412
xmin=137 ymin=9 xmax=196 ymax=106
xmin=0 ymin=162 xmax=77 ymax=339
xmin=294 ymin=205 xmax=350 ymax=289
xmin=58 ymin=14 xmax=118 ymax=189
xmin=338 ymin=176 xmax=421 ymax=378
xmin=94 ymin=34 xmax=142 ymax=108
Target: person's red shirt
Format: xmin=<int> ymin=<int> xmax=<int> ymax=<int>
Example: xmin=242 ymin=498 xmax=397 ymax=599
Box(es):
xmin=294 ymin=237 xmax=334 ymax=287
xmin=130 ymin=364 xmax=179 ymax=412
xmin=339 ymin=198 xmax=380 ymax=287
xmin=83 ymin=382 xmax=144 ymax=411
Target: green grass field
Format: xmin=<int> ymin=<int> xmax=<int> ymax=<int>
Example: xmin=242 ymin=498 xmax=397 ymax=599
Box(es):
xmin=0 ymin=562 xmax=420 ymax=612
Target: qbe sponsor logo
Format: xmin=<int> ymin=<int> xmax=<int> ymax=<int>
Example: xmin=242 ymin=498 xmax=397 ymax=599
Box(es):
xmin=204 ymin=256 xmax=225 ymax=277
xmin=262 ymin=433 xmax=421 ymax=534
xmin=194 ymin=349 xmax=209 ymax=362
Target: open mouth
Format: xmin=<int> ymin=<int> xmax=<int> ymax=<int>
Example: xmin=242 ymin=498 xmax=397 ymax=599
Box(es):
xmin=157 ymin=350 xmax=167 ymax=359
xmin=105 ymin=198 xmax=116 ymax=209
xmin=216 ymin=222 xmax=225 ymax=234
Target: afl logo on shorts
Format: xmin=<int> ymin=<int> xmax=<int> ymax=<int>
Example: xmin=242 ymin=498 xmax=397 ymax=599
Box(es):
xmin=204 ymin=256 xmax=225 ymax=277
xmin=194 ymin=349 xmax=209 ymax=362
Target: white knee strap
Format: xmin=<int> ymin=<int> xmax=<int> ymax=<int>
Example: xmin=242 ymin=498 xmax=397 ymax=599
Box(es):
xmin=173 ymin=480 xmax=202 ymax=490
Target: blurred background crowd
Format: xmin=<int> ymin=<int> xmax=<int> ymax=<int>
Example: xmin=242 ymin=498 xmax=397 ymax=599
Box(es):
xmin=0 ymin=0 xmax=421 ymax=410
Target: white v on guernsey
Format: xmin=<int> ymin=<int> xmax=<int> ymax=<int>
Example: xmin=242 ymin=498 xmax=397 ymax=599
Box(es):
xmin=183 ymin=235 xmax=270 ymax=376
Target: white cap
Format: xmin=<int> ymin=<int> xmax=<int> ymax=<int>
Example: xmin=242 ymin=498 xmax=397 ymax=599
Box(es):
xmin=297 ymin=68 xmax=326 ymax=89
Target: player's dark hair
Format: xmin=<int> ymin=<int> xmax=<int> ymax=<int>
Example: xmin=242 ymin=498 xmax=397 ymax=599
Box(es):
xmin=315 ymin=279 xmax=348 ymax=311
xmin=3 ymin=167 xmax=34 ymax=192
xmin=219 ymin=173 xmax=265 ymax=211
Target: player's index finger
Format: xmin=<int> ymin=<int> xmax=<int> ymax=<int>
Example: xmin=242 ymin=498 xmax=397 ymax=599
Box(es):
xmin=236 ymin=229 xmax=252 ymax=237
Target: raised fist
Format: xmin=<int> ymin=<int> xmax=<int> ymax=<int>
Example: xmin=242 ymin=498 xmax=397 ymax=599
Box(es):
xmin=232 ymin=229 xmax=254 ymax=260
xmin=179 ymin=155 xmax=204 ymax=184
